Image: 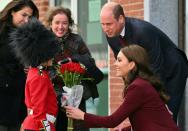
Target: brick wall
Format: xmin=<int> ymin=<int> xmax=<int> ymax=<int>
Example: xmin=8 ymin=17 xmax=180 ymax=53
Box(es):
xmin=110 ymin=0 xmax=144 ymax=130
xmin=33 ymin=0 xmax=49 ymax=22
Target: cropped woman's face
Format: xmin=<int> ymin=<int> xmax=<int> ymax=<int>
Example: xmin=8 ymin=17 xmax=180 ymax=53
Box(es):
xmin=50 ymin=13 xmax=69 ymax=38
xmin=11 ymin=6 xmax=33 ymax=27
xmin=114 ymin=51 xmax=135 ymax=77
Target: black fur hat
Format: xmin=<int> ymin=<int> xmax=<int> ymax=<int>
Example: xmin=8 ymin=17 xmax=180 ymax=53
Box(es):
xmin=9 ymin=18 xmax=60 ymax=67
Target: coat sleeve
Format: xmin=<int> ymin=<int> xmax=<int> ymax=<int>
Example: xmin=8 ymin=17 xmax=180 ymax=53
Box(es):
xmin=84 ymin=84 xmax=146 ymax=128
xmin=71 ymin=53 xmax=104 ymax=84
xmin=71 ymin=36 xmax=104 ymax=84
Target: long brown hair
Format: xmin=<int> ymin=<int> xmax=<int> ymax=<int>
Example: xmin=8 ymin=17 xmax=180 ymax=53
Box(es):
xmin=0 ymin=0 xmax=39 ymax=34
xmin=121 ymin=45 xmax=169 ymax=103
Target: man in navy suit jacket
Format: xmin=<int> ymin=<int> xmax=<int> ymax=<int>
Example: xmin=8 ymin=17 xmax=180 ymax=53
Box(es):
xmin=100 ymin=2 xmax=188 ymax=122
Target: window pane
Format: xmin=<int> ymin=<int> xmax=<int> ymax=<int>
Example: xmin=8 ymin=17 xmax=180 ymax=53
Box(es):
xmin=55 ymin=0 xmax=70 ymax=8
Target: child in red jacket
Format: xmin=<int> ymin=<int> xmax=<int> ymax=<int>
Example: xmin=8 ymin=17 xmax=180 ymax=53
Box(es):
xmin=9 ymin=18 xmax=60 ymax=131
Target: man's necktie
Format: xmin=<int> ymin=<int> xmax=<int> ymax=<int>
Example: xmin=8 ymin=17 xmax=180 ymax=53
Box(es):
xmin=119 ymin=36 xmax=128 ymax=47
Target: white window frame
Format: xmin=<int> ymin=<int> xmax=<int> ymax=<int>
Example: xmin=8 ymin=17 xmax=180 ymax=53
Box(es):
xmin=49 ymin=0 xmax=55 ymax=6
xmin=49 ymin=0 xmax=77 ymax=24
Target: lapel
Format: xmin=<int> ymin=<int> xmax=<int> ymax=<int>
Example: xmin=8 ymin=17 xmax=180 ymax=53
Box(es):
xmin=124 ymin=17 xmax=133 ymax=42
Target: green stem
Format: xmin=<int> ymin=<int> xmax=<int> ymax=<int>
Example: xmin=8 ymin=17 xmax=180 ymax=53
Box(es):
xmin=67 ymin=117 xmax=73 ymax=131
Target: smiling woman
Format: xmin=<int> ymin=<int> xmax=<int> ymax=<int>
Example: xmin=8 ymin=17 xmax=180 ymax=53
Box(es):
xmin=65 ymin=44 xmax=179 ymax=131
xmin=11 ymin=6 xmax=33 ymax=27
xmin=45 ymin=6 xmax=104 ymax=131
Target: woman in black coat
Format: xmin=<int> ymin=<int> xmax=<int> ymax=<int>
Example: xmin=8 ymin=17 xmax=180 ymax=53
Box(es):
xmin=0 ymin=1 xmax=38 ymax=131
xmin=45 ymin=7 xmax=104 ymax=131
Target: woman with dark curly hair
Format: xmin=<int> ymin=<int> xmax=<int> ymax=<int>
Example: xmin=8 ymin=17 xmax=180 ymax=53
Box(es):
xmin=45 ymin=7 xmax=104 ymax=131
xmin=65 ymin=45 xmax=179 ymax=131
xmin=0 ymin=0 xmax=38 ymax=131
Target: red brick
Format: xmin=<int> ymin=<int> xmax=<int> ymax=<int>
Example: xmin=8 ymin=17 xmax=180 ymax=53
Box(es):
xmin=124 ymin=3 xmax=143 ymax=11
xmin=33 ymin=0 xmax=49 ymax=21
xmin=111 ymin=90 xmax=123 ymax=96
xmin=110 ymin=78 xmax=123 ymax=83
xmin=126 ymin=9 xmax=144 ymax=17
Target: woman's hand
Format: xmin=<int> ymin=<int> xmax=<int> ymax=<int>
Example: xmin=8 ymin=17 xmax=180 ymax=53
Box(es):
xmin=114 ymin=120 xmax=132 ymax=131
xmin=114 ymin=125 xmax=132 ymax=131
xmin=65 ymin=106 xmax=85 ymax=120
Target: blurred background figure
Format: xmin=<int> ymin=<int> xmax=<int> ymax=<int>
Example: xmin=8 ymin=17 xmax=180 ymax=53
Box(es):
xmin=0 ymin=0 xmax=38 ymax=131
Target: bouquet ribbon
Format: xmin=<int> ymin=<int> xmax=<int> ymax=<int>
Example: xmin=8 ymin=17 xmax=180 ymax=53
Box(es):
xmin=61 ymin=85 xmax=83 ymax=131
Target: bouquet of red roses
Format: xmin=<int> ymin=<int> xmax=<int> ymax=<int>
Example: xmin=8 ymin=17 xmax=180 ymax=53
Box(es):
xmin=59 ymin=61 xmax=85 ymax=87
xmin=56 ymin=60 xmax=91 ymax=131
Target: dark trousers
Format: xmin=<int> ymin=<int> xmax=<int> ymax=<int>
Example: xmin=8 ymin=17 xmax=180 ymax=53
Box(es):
xmin=0 ymin=125 xmax=20 ymax=131
xmin=165 ymin=61 xmax=188 ymax=122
